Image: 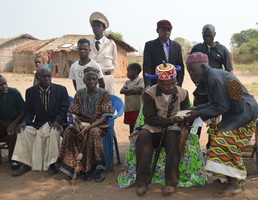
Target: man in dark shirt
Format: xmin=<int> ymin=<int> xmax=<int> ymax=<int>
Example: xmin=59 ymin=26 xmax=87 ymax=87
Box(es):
xmin=190 ymin=24 xmax=233 ymax=145
xmin=0 ymin=75 xmax=25 ymax=164
xmin=143 ymin=20 xmax=184 ymax=88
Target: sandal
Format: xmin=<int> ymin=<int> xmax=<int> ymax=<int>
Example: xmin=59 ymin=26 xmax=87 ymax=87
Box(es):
xmin=213 ymin=185 xmax=242 ymax=198
xmin=162 ymin=185 xmax=176 ymax=196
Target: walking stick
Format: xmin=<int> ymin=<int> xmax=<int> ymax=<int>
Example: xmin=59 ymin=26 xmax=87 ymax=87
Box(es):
xmin=150 ymin=93 xmax=178 ymax=180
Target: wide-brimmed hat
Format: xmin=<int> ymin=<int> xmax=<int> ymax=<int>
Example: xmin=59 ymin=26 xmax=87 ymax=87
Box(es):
xmin=89 ymin=12 xmax=109 ymax=29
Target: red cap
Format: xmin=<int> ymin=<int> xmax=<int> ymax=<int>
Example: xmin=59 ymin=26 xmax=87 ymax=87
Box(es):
xmin=186 ymin=52 xmax=209 ymax=63
xmin=157 ymin=20 xmax=172 ymax=29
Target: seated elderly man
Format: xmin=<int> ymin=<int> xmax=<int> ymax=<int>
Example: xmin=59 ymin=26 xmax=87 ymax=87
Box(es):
xmin=135 ymin=62 xmax=188 ymax=196
xmin=12 ymin=67 xmax=69 ymax=176
xmin=0 ymin=74 xmax=25 ymax=166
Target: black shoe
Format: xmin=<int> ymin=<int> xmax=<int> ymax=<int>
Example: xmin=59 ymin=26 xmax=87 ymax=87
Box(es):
xmin=94 ymin=170 xmax=106 ymax=182
xmin=84 ymin=171 xmax=97 ymax=181
xmin=136 ymin=186 xmax=148 ymax=196
xmin=48 ymin=163 xmax=58 ymax=175
xmin=12 ymin=164 xmax=31 ymax=176
xmin=11 ymin=161 xmax=21 ymax=171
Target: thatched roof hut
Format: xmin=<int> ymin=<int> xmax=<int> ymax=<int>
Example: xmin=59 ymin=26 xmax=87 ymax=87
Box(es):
xmin=37 ymin=34 xmax=137 ymax=78
xmin=0 ymin=34 xmax=37 ymax=71
xmin=13 ymin=39 xmax=54 ymax=73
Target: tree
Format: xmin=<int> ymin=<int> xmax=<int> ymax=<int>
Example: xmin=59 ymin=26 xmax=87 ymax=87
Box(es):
xmin=230 ymin=29 xmax=258 ymax=48
xmin=104 ymin=30 xmax=123 ymax=40
xmin=174 ymin=37 xmax=196 ymax=54
xmin=230 ymin=28 xmax=258 ymax=63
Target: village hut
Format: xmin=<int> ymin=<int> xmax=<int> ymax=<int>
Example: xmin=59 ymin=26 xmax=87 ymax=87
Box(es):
xmin=0 ymin=34 xmax=37 ymax=72
xmin=37 ymin=34 xmax=137 ymax=78
xmin=12 ymin=39 xmax=54 ymax=73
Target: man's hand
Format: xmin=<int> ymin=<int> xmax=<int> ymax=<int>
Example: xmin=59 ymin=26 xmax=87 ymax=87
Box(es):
xmin=16 ymin=122 xmax=26 ymax=133
xmin=172 ymin=116 xmax=185 ymax=124
xmin=7 ymin=122 xmax=18 ymax=135
xmin=51 ymin=121 xmax=61 ymax=131
xmin=184 ymin=110 xmax=199 ymax=123
xmin=78 ymin=125 xmax=91 ymax=137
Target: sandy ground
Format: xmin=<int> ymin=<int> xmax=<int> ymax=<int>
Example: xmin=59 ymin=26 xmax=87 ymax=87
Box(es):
xmin=0 ymin=70 xmax=258 ymax=200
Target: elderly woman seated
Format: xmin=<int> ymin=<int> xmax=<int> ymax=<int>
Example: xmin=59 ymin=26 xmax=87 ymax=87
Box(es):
xmin=57 ymin=67 xmax=113 ymax=182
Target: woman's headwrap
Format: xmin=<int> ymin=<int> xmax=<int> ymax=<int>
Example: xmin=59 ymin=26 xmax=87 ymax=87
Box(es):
xmin=145 ymin=61 xmax=181 ymax=80
xmin=84 ymin=67 xmax=100 ymax=78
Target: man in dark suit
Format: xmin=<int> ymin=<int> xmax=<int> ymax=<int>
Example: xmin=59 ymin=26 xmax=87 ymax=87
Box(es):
xmin=143 ymin=20 xmax=184 ymax=88
xmin=12 ymin=67 xmax=69 ymax=176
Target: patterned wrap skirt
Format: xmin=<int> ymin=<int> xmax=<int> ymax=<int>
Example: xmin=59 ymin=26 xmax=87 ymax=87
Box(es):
xmin=205 ymin=120 xmax=256 ymax=180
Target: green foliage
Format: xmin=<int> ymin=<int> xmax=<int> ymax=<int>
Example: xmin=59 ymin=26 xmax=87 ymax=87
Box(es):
xmin=174 ymin=37 xmax=196 ymax=54
xmin=174 ymin=37 xmax=197 ymax=62
xmin=238 ymin=39 xmax=258 ymax=55
xmin=104 ymin=30 xmax=123 ymax=40
xmin=231 ymin=29 xmax=258 ymax=48
xmin=230 ymin=28 xmax=258 ymax=63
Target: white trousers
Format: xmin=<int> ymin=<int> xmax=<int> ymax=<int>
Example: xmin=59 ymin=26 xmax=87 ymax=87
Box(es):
xmin=12 ymin=123 xmax=61 ymax=171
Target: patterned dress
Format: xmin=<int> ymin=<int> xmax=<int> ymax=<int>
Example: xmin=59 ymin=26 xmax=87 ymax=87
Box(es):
xmin=58 ymin=88 xmax=112 ymax=179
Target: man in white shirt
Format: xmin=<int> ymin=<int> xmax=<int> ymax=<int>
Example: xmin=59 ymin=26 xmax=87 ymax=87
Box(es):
xmin=69 ymin=38 xmax=105 ymax=91
xmin=89 ymin=12 xmax=118 ymax=94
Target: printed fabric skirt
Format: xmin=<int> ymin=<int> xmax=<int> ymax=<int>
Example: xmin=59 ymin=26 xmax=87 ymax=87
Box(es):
xmin=205 ymin=121 xmax=256 ymax=181
xmin=117 ymin=109 xmax=208 ymax=188
xmin=59 ymin=127 xmax=105 ymax=179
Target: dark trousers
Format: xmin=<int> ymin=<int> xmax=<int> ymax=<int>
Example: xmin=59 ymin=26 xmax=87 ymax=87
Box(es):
xmin=0 ymin=122 xmax=17 ymax=162
xmin=136 ymin=129 xmax=180 ymax=187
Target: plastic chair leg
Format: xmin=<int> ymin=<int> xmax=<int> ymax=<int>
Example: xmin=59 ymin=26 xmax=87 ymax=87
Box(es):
xmin=103 ymin=132 xmax=114 ymax=172
xmin=114 ymin=136 xmax=120 ymax=165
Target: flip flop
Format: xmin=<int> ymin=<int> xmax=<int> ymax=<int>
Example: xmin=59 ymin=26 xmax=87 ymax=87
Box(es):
xmin=213 ymin=185 xmax=242 ymax=198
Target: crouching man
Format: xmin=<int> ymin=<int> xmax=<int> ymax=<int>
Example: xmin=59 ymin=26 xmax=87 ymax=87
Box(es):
xmin=12 ymin=67 xmax=69 ymax=176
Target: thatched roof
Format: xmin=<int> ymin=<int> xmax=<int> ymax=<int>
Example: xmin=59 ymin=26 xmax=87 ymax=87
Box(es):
xmin=13 ymin=39 xmax=55 ymax=54
xmin=37 ymin=34 xmax=137 ymax=53
xmin=107 ymin=34 xmax=137 ymax=52
xmin=37 ymin=34 xmax=93 ymax=53
xmin=0 ymin=34 xmax=38 ymax=48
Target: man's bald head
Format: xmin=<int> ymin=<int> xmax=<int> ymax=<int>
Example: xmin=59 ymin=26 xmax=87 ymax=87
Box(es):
xmin=202 ymin=24 xmax=216 ymax=34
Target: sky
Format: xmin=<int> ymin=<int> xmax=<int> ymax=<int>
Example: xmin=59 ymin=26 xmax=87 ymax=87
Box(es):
xmin=1 ymin=0 xmax=257 ymax=54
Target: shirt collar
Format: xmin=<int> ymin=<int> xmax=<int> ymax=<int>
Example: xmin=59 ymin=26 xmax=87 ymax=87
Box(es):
xmin=155 ymin=85 xmax=177 ymax=96
xmin=38 ymin=84 xmax=51 ymax=92
xmin=94 ymin=36 xmax=104 ymax=44
xmin=160 ymin=39 xmax=170 ymax=46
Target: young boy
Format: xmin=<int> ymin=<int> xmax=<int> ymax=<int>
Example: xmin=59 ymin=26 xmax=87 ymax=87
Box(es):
xmin=120 ymin=63 xmax=144 ymax=134
xmin=33 ymin=55 xmax=46 ymax=85
xmin=69 ymin=38 xmax=105 ymax=91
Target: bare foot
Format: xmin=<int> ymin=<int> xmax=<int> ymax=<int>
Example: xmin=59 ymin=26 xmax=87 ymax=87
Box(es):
xmin=213 ymin=185 xmax=242 ymax=198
